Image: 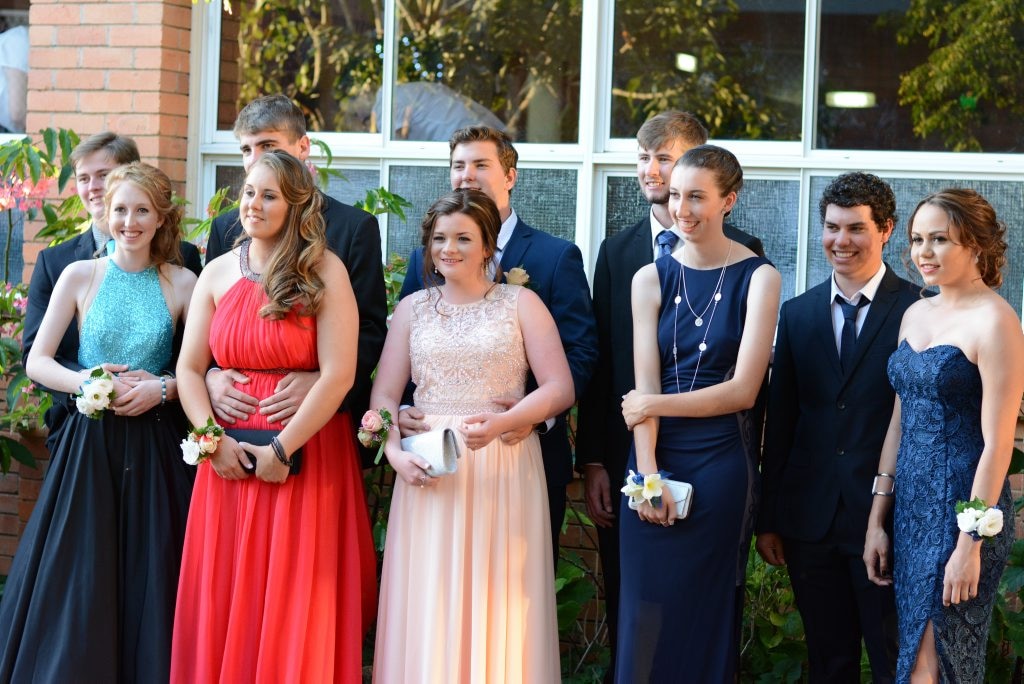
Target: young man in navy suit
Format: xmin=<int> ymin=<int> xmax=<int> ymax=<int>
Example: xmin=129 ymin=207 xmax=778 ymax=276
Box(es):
xmin=575 ymin=111 xmax=764 ymax=676
xmin=203 ymin=95 xmax=387 ymax=446
xmin=757 ymin=173 xmax=919 ymax=683
xmin=22 ymin=132 xmax=203 ymax=447
xmin=399 ymin=125 xmax=598 ymax=561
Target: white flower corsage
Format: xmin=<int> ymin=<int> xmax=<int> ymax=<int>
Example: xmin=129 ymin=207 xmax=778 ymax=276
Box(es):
xmin=357 ymin=408 xmax=393 ymax=464
xmin=74 ymin=368 xmax=116 ymax=419
xmin=180 ymin=417 xmax=225 ymax=466
xmin=505 ymin=266 xmax=530 ymax=287
xmin=955 ymin=497 xmax=1004 ymax=542
xmin=621 ymin=469 xmax=671 ymax=508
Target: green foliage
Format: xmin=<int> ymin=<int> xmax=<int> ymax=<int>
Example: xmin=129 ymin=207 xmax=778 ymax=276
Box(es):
xmin=986 ymin=441 xmax=1024 ymax=680
xmin=611 ymin=0 xmax=792 ymax=140
xmin=741 ymin=547 xmax=806 ymax=682
xmin=897 ymin=0 xmax=1024 ymax=151
xmin=355 ymin=188 xmax=413 ymax=222
xmin=0 ymin=283 xmax=50 ymax=473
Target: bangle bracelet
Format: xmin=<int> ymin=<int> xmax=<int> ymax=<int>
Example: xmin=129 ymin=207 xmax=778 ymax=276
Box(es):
xmin=270 ymin=436 xmax=293 ymax=468
xmin=160 ymin=377 xmax=167 ymax=405
xmin=872 ymin=472 xmax=895 ymax=497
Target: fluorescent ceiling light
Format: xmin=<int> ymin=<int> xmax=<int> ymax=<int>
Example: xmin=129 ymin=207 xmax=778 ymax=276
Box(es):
xmin=825 ymin=91 xmax=877 ymax=108
xmin=675 ymin=53 xmax=697 ymax=73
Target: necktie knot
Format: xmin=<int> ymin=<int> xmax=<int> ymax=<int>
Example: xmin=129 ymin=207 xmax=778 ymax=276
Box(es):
xmin=656 ymin=230 xmax=678 ymax=258
xmin=836 ymin=294 xmax=870 ymax=323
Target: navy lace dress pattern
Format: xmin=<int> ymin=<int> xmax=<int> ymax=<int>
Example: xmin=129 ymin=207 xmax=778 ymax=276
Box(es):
xmin=888 ymin=341 xmax=1013 ymax=682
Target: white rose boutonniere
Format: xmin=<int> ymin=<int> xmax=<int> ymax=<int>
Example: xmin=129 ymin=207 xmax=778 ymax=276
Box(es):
xmin=955 ymin=497 xmax=1004 ymax=542
xmin=505 ymin=266 xmax=530 ymax=287
xmin=74 ymin=368 xmax=116 ymax=419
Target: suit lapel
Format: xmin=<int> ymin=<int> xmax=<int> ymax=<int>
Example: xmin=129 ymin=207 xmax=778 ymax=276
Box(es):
xmin=626 ymin=219 xmax=654 ymax=273
xmin=809 ymin=281 xmax=844 ymax=377
xmin=74 ymin=226 xmax=97 ymax=260
xmin=498 ymin=219 xmax=531 ymax=273
xmin=844 ymin=267 xmax=900 ymax=376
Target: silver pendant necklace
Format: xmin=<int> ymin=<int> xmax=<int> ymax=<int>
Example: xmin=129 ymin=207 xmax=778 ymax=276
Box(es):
xmin=671 ymin=242 xmax=732 ymax=393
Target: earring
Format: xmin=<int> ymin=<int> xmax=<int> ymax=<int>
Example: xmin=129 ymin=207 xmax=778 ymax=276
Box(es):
xmin=434 ymin=267 xmax=439 ymax=274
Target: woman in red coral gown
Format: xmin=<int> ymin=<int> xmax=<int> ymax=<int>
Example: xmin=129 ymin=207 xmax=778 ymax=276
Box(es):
xmin=170 ymin=150 xmax=376 ymax=683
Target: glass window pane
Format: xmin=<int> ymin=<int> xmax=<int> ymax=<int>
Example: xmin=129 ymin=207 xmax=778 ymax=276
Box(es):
xmin=817 ymin=1 xmax=1023 ymax=152
xmin=387 ymin=165 xmax=579 ymax=260
xmin=392 ymin=2 xmax=581 ymax=143
xmin=605 ymin=175 xmax=800 ymax=303
xmin=214 ymin=164 xmax=381 ymax=216
xmin=610 ymin=0 xmax=804 ymax=141
xmin=218 ymin=1 xmax=382 ymax=132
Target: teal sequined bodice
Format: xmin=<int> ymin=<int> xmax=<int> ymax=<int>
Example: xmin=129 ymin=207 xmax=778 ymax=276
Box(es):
xmin=78 ymin=261 xmax=173 ymax=375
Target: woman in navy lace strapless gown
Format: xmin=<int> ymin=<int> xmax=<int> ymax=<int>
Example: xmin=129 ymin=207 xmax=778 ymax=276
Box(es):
xmin=617 ymin=146 xmax=780 ymax=682
xmin=0 ymin=163 xmax=198 ymax=682
xmin=865 ymin=189 xmax=1023 ymax=682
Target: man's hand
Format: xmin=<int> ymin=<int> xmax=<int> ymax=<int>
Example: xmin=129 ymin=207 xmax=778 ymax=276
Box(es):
xmin=259 ymin=371 xmax=319 ymax=425
xmin=398 ymin=405 xmax=430 ymax=437
xmin=206 ymin=368 xmax=258 ymax=424
xmin=582 ymin=463 xmax=615 ymax=528
xmin=492 ymin=397 xmax=533 ymax=445
xmin=755 ymin=532 xmax=786 ymax=566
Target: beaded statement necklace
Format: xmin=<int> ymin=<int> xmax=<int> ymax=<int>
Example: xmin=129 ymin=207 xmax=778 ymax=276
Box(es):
xmin=671 ymin=241 xmax=732 ymax=393
xmin=239 ymin=239 xmax=261 ymax=282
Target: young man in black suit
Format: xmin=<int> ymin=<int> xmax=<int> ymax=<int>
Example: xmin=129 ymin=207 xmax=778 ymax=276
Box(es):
xmin=757 ymin=173 xmax=918 ymax=683
xmin=575 ymin=111 xmax=764 ymax=674
xmin=204 ymin=95 xmax=387 ymax=442
xmin=22 ymin=132 xmax=203 ymax=447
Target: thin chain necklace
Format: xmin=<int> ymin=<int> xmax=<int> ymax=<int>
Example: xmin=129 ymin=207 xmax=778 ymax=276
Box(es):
xmin=671 ymin=241 xmax=732 ymax=393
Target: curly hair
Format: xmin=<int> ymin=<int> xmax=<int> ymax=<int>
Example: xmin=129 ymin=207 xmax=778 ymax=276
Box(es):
xmin=103 ymin=162 xmax=183 ymax=267
xmin=239 ymin=150 xmax=327 ymax=319
xmin=420 ymin=189 xmax=502 ymax=289
xmin=907 ymin=188 xmax=1007 ymax=288
xmin=818 ymin=172 xmax=896 ymax=230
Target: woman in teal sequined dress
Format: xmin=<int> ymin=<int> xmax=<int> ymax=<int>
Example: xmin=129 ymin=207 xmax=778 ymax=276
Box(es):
xmin=0 ymin=163 xmax=198 ymax=682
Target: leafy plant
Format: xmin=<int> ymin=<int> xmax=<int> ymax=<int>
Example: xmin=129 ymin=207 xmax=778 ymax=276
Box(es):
xmin=986 ymin=438 xmax=1024 ymax=682
xmin=0 ymin=282 xmax=51 ymax=472
xmin=896 ymin=0 xmax=1024 ymax=152
xmin=741 ymin=545 xmax=807 ymax=682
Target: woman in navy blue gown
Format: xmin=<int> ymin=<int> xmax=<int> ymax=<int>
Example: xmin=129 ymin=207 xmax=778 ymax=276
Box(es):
xmin=617 ymin=145 xmax=780 ymax=682
xmin=864 ymin=189 xmax=1022 ymax=682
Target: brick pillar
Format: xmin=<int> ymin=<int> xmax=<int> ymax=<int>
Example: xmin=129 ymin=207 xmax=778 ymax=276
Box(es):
xmin=22 ymin=0 xmax=192 ymax=276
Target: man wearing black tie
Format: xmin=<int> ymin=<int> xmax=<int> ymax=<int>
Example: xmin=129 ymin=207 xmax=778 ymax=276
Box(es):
xmin=757 ymin=173 xmax=920 ymax=683
xmin=574 ymin=111 xmax=763 ymax=676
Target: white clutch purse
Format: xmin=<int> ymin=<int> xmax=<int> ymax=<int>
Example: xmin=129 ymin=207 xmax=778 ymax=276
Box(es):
xmin=627 ymin=478 xmax=693 ymax=519
xmin=400 ymin=428 xmax=463 ymax=476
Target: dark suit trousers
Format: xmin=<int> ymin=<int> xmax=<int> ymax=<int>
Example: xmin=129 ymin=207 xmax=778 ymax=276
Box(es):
xmin=596 ymin=498 xmax=621 ymax=683
xmin=783 ymin=501 xmax=897 ymax=684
